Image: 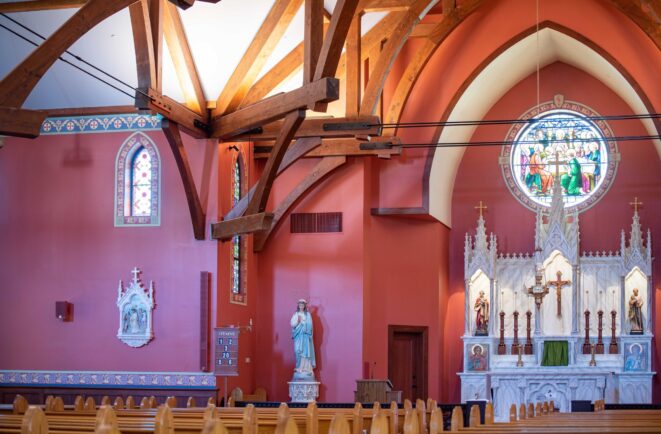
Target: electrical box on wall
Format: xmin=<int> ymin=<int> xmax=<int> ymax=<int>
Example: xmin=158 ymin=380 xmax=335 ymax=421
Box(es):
xmin=55 ymin=301 xmax=73 ymax=322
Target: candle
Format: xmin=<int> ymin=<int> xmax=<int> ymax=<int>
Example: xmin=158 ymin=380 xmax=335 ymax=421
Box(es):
xmin=515 ymin=291 xmax=518 ymax=312
xmin=585 ymin=290 xmax=589 ymax=312
xmin=501 ymin=290 xmax=504 ymax=312
xmin=612 ymin=290 xmax=616 ymax=311
xmin=598 ymin=290 xmax=603 ymax=311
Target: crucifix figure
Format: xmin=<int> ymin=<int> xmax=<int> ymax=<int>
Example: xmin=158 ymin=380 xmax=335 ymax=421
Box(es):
xmin=548 ymin=270 xmax=571 ymax=317
xmin=527 ymin=267 xmax=550 ymax=336
xmin=474 ymin=201 xmax=487 ymax=217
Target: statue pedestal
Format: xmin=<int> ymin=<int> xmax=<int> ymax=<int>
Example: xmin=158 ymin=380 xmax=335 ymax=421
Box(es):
xmin=288 ymin=380 xmax=320 ymax=402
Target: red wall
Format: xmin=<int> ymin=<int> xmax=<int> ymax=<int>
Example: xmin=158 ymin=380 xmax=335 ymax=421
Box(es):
xmin=0 ymin=130 xmax=218 ymax=373
xmin=448 ymin=63 xmax=661 ymax=401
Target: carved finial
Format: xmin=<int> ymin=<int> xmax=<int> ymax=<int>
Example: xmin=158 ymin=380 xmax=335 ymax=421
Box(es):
xmin=630 ymin=197 xmax=643 ymax=214
xmin=131 ymin=267 xmax=141 ymax=283
xmin=474 ymin=201 xmax=488 ymax=218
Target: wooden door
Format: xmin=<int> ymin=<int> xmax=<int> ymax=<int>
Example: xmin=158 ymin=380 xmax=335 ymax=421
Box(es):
xmin=388 ymin=326 xmax=428 ymax=401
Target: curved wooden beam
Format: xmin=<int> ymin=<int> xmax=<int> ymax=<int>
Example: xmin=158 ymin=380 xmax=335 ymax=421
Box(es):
xmin=253 ymin=155 xmax=347 ymax=252
xmin=161 ymin=119 xmax=206 ymax=240
xmin=383 ymin=0 xmax=484 ymax=128
xmin=359 ymin=0 xmax=436 ymax=116
xmin=163 ymin=1 xmax=206 ymax=114
xmin=607 ymin=0 xmax=661 ymax=50
xmin=0 ymin=0 xmax=137 ymax=108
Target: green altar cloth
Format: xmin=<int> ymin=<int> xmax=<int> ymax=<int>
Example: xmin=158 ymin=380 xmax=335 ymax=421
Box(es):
xmin=541 ymin=341 xmax=569 ymax=366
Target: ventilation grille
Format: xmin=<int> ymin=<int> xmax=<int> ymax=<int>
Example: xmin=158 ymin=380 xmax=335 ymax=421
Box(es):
xmin=290 ymin=212 xmax=342 ymax=233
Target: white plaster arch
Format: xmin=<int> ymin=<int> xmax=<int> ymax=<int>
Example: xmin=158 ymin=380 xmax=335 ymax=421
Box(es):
xmin=429 ymin=27 xmax=661 ymax=226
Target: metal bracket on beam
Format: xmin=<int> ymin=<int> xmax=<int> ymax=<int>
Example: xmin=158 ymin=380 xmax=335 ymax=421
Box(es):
xmin=323 ymin=121 xmax=374 ymax=131
xmin=359 ymin=141 xmax=395 ymax=150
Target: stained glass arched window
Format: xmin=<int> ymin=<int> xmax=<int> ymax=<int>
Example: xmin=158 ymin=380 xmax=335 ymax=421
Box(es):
xmin=230 ymin=153 xmax=247 ymax=305
xmin=501 ymin=99 xmax=618 ymax=213
xmin=115 ymin=132 xmax=161 ymax=226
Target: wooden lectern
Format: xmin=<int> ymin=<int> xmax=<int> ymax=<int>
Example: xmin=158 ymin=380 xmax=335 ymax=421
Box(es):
xmin=355 ymin=379 xmax=401 ymax=403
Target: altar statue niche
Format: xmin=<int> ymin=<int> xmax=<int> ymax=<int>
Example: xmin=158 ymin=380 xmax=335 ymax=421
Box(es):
xmin=625 ymin=268 xmax=647 ymax=335
xmin=469 ymin=270 xmax=491 ymax=336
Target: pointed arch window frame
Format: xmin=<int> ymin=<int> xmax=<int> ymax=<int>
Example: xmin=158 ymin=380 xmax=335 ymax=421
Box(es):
xmin=230 ymin=150 xmax=248 ymax=306
xmin=114 ymin=132 xmax=162 ymax=226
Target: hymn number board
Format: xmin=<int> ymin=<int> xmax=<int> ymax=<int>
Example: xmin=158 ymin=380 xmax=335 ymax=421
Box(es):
xmin=214 ymin=327 xmax=239 ymax=376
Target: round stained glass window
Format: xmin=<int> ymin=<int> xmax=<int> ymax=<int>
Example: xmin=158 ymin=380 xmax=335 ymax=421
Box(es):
xmin=501 ymin=100 xmax=618 ymax=213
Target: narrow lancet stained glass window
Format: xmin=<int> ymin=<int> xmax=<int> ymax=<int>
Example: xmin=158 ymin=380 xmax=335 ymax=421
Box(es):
xmin=131 ymin=147 xmax=152 ymax=216
xmin=231 ymin=157 xmax=243 ymax=297
xmin=502 ymin=102 xmax=618 ymax=213
xmin=115 ymin=132 xmax=161 ymax=226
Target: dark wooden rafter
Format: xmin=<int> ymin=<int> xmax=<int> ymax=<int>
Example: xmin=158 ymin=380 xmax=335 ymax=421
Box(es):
xmin=0 ymin=0 xmax=85 ymax=13
xmin=360 ymin=0 xmax=410 ymax=12
xmin=360 ymin=0 xmax=434 ymax=115
xmin=0 ymin=0 xmax=138 ymax=108
xmin=254 ymin=136 xmax=402 ymax=159
xmin=149 ymin=0 xmax=165 ymax=93
xmin=312 ymin=0 xmax=361 ymax=111
xmin=245 ymin=109 xmax=306 ymax=214
xmin=135 ymin=88 xmax=209 ymax=138
xmin=129 ymin=0 xmax=157 ymax=90
xmin=211 ymin=110 xmax=306 ymax=240
xmin=607 ymin=0 xmax=661 ymax=50
xmin=225 ymin=136 xmax=322 ymax=220
xmin=212 ymin=0 xmax=304 ymax=117
xmin=304 ymin=0 xmax=324 ymax=84
xmin=345 ymin=14 xmax=361 ymax=117
xmin=313 ymin=0 xmax=361 ymax=81
xmin=229 ymin=115 xmax=380 ymax=142
xmin=163 ymin=1 xmax=206 ymax=114
xmin=253 ymin=155 xmax=347 ymax=251
xmin=0 ymin=107 xmax=47 ymax=138
xmin=383 ymin=0 xmax=483 ymax=127
xmin=210 ymin=77 xmax=339 ymax=139
xmin=161 ymin=119 xmax=206 ymax=240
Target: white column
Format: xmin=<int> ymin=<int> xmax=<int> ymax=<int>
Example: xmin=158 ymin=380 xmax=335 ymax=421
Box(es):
xmin=572 ymin=265 xmax=580 ymax=335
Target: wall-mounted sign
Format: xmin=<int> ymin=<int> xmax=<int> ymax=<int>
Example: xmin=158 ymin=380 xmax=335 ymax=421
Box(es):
xmin=214 ymin=327 xmax=239 ymax=376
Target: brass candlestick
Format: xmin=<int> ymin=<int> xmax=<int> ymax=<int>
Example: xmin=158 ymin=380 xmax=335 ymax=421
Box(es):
xmin=589 ymin=344 xmax=597 ymax=367
xmin=609 ymin=310 xmax=618 ymax=354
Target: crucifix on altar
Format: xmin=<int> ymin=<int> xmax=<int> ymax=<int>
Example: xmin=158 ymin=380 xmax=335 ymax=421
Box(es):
xmin=630 ymin=196 xmax=643 ymax=214
xmin=526 ymin=266 xmax=550 ymax=336
xmin=548 ymin=271 xmax=571 ymax=317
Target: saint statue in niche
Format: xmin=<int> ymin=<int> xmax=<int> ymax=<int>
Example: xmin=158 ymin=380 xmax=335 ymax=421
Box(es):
xmin=290 ymin=299 xmax=316 ymax=379
xmin=474 ymin=290 xmax=489 ymax=335
xmin=628 ymin=288 xmax=644 ymax=334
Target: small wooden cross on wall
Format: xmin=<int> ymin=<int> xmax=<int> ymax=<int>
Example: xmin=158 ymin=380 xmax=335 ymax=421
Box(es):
xmin=475 ymin=201 xmax=488 ymax=218
xmin=630 ymin=197 xmax=643 ymax=214
xmin=549 ymin=270 xmax=571 ymax=317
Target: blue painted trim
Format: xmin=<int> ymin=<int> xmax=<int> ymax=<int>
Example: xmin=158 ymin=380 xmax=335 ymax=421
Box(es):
xmin=41 ymin=114 xmax=162 ymax=135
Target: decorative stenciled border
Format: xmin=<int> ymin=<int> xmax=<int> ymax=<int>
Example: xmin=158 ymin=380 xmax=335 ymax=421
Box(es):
xmin=500 ymin=99 xmax=619 ymax=214
xmin=41 ymin=114 xmax=162 ymax=135
xmin=0 ymin=370 xmax=216 ymax=389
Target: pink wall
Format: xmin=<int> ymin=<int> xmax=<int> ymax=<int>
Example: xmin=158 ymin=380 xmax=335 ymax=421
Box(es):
xmin=447 ymin=63 xmax=661 ymax=401
xmin=254 ymin=158 xmax=365 ymax=402
xmin=0 ymin=129 xmax=218 ymax=373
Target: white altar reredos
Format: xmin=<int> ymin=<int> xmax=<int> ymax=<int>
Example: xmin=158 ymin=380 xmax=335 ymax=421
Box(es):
xmin=459 ymin=183 xmax=654 ymax=421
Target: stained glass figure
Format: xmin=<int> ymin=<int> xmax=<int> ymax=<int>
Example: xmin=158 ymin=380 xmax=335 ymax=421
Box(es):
xmin=509 ymin=110 xmax=610 ymax=210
